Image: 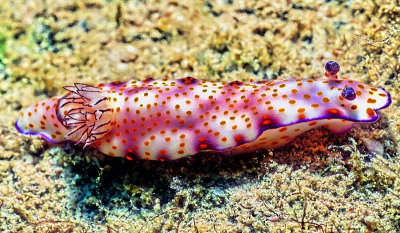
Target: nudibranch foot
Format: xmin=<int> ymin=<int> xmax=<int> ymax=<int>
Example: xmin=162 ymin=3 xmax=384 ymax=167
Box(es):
xmin=16 ymin=61 xmax=391 ymax=161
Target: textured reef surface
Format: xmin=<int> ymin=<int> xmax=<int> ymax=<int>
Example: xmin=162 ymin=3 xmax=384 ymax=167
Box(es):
xmin=0 ymin=0 xmax=399 ymax=232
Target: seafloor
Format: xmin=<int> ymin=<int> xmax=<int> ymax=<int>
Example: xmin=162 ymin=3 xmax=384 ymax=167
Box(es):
xmin=0 ymin=0 xmax=399 ymax=232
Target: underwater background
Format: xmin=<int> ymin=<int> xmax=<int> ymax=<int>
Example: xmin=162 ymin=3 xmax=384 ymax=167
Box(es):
xmin=0 ymin=0 xmax=399 ymax=232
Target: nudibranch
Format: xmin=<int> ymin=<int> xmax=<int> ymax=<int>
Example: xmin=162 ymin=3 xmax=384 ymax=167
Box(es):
xmin=15 ymin=61 xmax=391 ymax=160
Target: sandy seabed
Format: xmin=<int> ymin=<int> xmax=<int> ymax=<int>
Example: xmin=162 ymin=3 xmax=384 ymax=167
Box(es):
xmin=0 ymin=0 xmax=399 ymax=232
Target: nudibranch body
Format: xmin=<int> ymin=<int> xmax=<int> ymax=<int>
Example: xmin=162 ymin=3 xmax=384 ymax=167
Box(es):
xmin=15 ymin=62 xmax=391 ymax=160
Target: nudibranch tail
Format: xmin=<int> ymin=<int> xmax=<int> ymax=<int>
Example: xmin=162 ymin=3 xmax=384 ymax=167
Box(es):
xmin=15 ymin=84 xmax=116 ymax=146
xmin=58 ymin=83 xmax=115 ymax=147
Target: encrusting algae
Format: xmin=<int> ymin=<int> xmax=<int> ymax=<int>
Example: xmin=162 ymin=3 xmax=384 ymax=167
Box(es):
xmin=0 ymin=0 xmax=399 ymax=232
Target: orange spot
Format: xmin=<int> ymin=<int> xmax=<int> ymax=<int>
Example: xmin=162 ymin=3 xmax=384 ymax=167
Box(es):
xmin=28 ymin=123 xmax=34 ymax=128
xmin=150 ymin=135 xmax=156 ymax=140
xmin=322 ymin=97 xmax=330 ymax=103
xmin=180 ymin=134 xmax=185 ymax=139
xmin=328 ymin=108 xmax=340 ymax=115
xmin=232 ymin=125 xmax=237 ymax=130
xmin=131 ymin=136 xmax=137 ymax=141
xmin=289 ymin=99 xmax=296 ymax=104
xmin=178 ymin=150 xmax=184 ymax=154
xmin=160 ymin=149 xmax=166 ymax=154
xmin=122 ymin=139 xmax=127 ymax=144
xmin=366 ymin=108 xmax=375 ymax=117
xmin=317 ymin=91 xmax=323 ymax=96
xmin=311 ymin=104 xmax=319 ymax=108
xmin=309 ymin=121 xmax=317 ymax=126
xmin=303 ymin=94 xmax=311 ymax=99
xmin=278 ymin=127 xmax=287 ymax=132
xmin=297 ymin=108 xmax=305 ymax=113
xmin=179 ymin=143 xmax=185 ymax=147
xmin=108 ymin=152 xmax=115 ymax=156
xmin=298 ymin=114 xmax=306 ymax=120
xmin=367 ymin=98 xmax=376 ymax=104
xmin=200 ymin=144 xmax=207 ymax=149
xmin=28 ymin=112 xmax=32 ymax=117
xmin=112 ymin=145 xmax=117 ymax=150
xmin=351 ymin=105 xmax=358 ymax=110
xmin=235 ymin=135 xmax=242 ymax=141
xmin=165 ymin=137 xmax=171 ymax=142
xmin=116 ymin=132 xmax=121 ymax=136
xmin=221 ymin=137 xmax=227 ymax=142
xmin=356 ymin=91 xmax=362 ymax=96
xmin=199 ymin=137 xmax=206 ymax=142
xmin=279 ymin=108 xmax=285 ymax=112
xmin=263 ymin=119 xmax=271 ymax=125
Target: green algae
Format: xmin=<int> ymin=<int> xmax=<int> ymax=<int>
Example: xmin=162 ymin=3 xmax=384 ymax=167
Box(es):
xmin=0 ymin=25 xmax=9 ymax=80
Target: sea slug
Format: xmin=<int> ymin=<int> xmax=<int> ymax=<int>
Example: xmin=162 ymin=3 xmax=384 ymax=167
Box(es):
xmin=15 ymin=61 xmax=391 ymax=160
